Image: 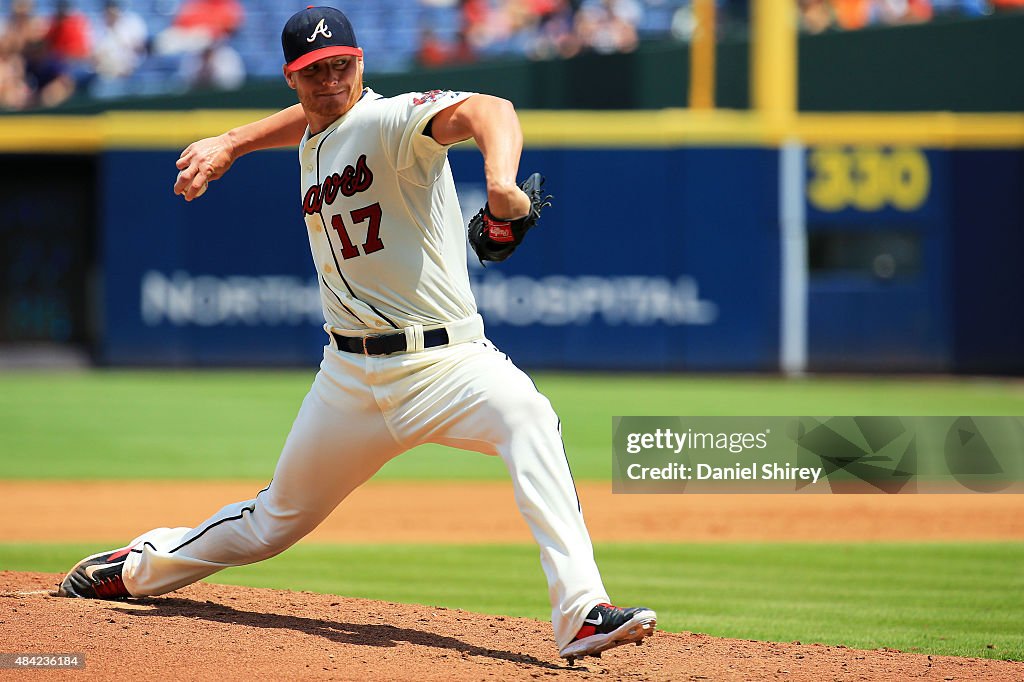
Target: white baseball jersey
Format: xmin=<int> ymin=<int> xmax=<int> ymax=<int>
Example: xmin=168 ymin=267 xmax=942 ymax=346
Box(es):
xmin=298 ymin=87 xmax=478 ymax=332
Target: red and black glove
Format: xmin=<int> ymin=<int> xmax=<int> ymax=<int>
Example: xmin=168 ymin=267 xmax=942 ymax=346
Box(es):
xmin=467 ymin=172 xmax=553 ymax=263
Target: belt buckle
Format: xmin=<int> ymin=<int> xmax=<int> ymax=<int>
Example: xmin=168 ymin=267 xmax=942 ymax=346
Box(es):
xmin=362 ymin=334 xmax=380 ymax=356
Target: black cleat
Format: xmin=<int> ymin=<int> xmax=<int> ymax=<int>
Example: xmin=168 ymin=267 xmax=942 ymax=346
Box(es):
xmin=56 ymin=547 xmax=133 ymax=599
xmin=559 ymin=603 xmax=657 ymax=662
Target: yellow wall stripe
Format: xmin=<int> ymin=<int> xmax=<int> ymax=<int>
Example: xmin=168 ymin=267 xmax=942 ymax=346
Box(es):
xmin=1 ymin=109 xmax=1022 ymax=152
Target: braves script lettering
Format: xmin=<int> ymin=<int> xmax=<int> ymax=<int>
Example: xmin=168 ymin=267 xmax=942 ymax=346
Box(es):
xmin=303 ymin=154 xmax=374 ymax=215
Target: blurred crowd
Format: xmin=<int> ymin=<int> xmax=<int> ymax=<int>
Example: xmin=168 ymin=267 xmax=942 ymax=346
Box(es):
xmin=796 ymin=0 xmax=1021 ymax=33
xmin=418 ymin=0 xmax=646 ymax=66
xmin=422 ymin=0 xmax=1024 ymax=64
xmin=0 ymin=0 xmax=245 ymax=110
xmin=0 ymin=0 xmax=1020 ymax=110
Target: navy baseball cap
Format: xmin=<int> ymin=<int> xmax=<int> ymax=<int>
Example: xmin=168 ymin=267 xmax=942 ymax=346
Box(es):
xmin=282 ymin=6 xmax=362 ymax=73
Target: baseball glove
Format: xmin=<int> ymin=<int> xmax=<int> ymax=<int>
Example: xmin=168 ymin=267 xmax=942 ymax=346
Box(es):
xmin=468 ymin=172 xmax=553 ymax=263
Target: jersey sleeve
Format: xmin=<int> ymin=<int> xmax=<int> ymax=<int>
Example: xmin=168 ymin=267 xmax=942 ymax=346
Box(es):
xmin=378 ymin=90 xmax=477 ymax=175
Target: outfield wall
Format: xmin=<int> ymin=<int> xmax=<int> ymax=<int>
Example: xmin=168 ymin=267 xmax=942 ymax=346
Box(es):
xmin=1 ymin=111 xmax=1022 ymax=372
xmin=101 ymin=146 xmax=780 ymax=370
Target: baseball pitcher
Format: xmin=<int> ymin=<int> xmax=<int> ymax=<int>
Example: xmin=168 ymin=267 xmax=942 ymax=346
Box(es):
xmin=57 ymin=6 xmax=656 ymax=665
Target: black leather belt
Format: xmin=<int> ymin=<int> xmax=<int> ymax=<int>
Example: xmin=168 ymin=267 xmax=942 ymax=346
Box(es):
xmin=331 ymin=328 xmax=450 ymax=356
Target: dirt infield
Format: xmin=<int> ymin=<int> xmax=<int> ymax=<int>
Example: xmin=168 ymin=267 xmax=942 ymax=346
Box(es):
xmin=3 ymin=483 xmax=1022 ymax=680
xmin=2 ymin=480 xmax=1023 ymax=543
xmin=1 ymin=572 xmax=1020 ymax=681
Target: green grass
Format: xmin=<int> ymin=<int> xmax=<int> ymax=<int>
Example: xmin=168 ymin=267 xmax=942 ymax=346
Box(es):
xmin=1 ymin=371 xmax=1022 ymax=480
xmin=5 ymin=541 xmax=1021 ymax=661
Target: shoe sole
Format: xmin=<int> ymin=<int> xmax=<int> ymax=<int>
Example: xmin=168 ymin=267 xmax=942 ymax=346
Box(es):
xmin=559 ymin=609 xmax=657 ymax=661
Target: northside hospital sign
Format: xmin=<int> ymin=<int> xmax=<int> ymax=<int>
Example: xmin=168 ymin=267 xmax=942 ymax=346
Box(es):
xmin=138 ymin=270 xmax=719 ymax=328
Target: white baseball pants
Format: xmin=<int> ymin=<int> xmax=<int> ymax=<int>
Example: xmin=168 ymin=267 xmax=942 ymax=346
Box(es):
xmin=119 ymin=328 xmax=609 ymax=649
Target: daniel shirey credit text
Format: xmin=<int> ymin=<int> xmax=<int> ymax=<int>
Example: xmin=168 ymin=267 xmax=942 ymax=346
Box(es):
xmin=621 ymin=426 xmax=823 ymax=485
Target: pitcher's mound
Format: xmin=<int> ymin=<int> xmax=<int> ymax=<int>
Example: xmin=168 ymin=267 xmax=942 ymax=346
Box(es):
xmin=2 ymin=572 xmax=1018 ymax=681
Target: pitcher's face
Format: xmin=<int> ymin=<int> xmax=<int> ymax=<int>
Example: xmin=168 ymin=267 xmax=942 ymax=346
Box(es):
xmin=285 ymin=55 xmax=364 ymax=133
